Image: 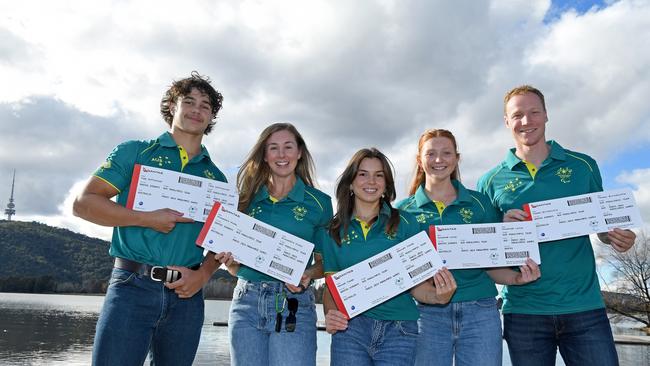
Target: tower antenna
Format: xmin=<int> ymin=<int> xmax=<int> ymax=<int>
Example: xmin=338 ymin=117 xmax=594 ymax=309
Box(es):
xmin=5 ymin=169 xmax=16 ymax=221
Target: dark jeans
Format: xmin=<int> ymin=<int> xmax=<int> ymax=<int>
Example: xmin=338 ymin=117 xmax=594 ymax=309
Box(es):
xmin=92 ymin=268 xmax=204 ymax=366
xmin=504 ymin=308 xmax=618 ymax=366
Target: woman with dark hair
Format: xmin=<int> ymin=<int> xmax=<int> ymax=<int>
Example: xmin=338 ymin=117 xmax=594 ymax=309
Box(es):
xmin=397 ymin=129 xmax=540 ymax=366
xmin=222 ymin=123 xmax=333 ymax=366
xmin=322 ymin=147 xmax=456 ymax=366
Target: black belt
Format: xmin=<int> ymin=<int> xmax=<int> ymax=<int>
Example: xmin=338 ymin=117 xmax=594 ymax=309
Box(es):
xmin=114 ymin=257 xmax=200 ymax=283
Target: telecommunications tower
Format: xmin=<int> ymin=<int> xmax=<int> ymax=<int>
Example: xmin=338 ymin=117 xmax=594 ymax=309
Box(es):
xmin=5 ymin=169 xmax=16 ymax=221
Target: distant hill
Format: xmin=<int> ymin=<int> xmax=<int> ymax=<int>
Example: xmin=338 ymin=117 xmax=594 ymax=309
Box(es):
xmin=0 ymin=220 xmax=235 ymax=295
xmin=0 ymin=220 xmax=113 ymax=292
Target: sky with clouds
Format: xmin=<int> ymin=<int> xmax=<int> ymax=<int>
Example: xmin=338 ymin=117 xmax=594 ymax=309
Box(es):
xmin=1 ymin=0 xmax=649 ymax=243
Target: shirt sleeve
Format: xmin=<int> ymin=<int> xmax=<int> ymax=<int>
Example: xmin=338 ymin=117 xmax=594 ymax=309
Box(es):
xmin=312 ymin=195 xmax=333 ymax=255
xmin=476 ymin=173 xmax=504 ymax=221
xmin=589 ymin=159 xmax=604 ymax=193
xmin=93 ymin=140 xmax=141 ymax=192
xmin=478 ymin=193 xmax=501 ymax=223
xmin=321 ymin=229 xmax=339 ymax=275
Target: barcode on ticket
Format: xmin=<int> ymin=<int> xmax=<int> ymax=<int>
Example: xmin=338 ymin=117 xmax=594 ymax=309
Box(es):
xmin=269 ymin=261 xmax=293 ymax=276
xmin=368 ymin=253 xmax=393 ymax=269
xmin=178 ymin=176 xmax=203 ymax=188
xmin=567 ymin=197 xmax=592 ymax=206
xmin=505 ymin=251 xmax=529 ymax=259
xmin=408 ymin=262 xmax=432 ymax=278
xmin=472 ymin=227 xmax=496 ymax=234
xmin=605 ymin=216 xmax=631 ymax=225
xmin=253 ymin=223 xmax=276 ymax=238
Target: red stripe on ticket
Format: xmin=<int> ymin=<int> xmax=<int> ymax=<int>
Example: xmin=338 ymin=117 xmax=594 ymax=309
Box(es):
xmin=428 ymin=225 xmax=437 ymax=251
xmin=196 ymin=201 xmax=222 ymax=247
xmin=325 ymin=275 xmax=350 ymax=320
xmin=126 ymin=164 xmax=142 ymax=209
xmin=522 ymin=203 xmax=533 ymax=221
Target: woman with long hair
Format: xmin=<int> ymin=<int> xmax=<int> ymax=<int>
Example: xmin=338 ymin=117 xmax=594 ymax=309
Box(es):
xmin=322 ymin=147 xmax=456 ymax=366
xmin=223 ymin=123 xmax=333 ymax=366
xmin=397 ymin=129 xmax=540 ymax=366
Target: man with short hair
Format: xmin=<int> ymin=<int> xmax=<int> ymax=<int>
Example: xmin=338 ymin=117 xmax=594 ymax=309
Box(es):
xmin=477 ymin=85 xmax=636 ymax=366
xmin=74 ymin=72 xmax=226 ymax=365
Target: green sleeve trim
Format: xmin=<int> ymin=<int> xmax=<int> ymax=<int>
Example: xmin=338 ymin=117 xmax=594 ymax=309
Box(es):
xmin=140 ymin=141 xmax=159 ymax=155
xmin=470 ymin=194 xmax=487 ymax=213
xmin=565 ymin=152 xmax=594 ymax=172
xmin=481 ymin=166 xmax=504 ymax=192
xmin=399 ymin=214 xmax=410 ymax=225
xmin=93 ymin=175 xmax=121 ymax=193
xmin=305 ymin=190 xmax=325 ymax=211
xmin=401 ymin=200 xmax=416 ymax=210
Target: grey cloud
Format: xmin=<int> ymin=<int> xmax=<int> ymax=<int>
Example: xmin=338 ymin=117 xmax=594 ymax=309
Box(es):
xmin=0 ymin=97 xmax=137 ymax=215
xmin=0 ymin=26 xmax=40 ymax=67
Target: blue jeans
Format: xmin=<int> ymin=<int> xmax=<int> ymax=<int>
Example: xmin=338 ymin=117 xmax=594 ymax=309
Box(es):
xmin=228 ymin=279 xmax=318 ymax=366
xmin=415 ymin=297 xmax=502 ymax=366
xmin=92 ymin=268 xmax=204 ymax=366
xmin=330 ymin=315 xmax=418 ymax=366
xmin=504 ymin=308 xmax=619 ymax=366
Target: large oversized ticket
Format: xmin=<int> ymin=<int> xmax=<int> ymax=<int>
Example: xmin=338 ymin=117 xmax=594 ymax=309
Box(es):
xmin=196 ymin=202 xmax=314 ymax=286
xmin=325 ymin=231 xmax=443 ymax=319
xmin=126 ymin=164 xmax=238 ymax=222
xmin=523 ymin=189 xmax=643 ymax=243
xmin=428 ymin=222 xmax=540 ymax=269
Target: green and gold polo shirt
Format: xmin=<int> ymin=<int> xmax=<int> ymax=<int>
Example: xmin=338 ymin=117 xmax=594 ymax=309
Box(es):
xmin=477 ymin=140 xmax=604 ymax=315
xmin=396 ymin=180 xmax=500 ymax=302
xmin=94 ymin=132 xmax=227 ymax=267
xmin=322 ymin=204 xmax=421 ymax=321
xmin=236 ymin=177 xmax=333 ymax=282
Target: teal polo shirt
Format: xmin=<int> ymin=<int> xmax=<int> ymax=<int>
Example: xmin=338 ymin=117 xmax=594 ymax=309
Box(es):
xmin=94 ymin=132 xmax=227 ymax=267
xmin=477 ymin=140 xmax=604 ymax=315
xmin=236 ymin=177 xmax=333 ymax=283
xmin=322 ymin=204 xmax=421 ymax=321
xmin=396 ymin=180 xmax=499 ymax=302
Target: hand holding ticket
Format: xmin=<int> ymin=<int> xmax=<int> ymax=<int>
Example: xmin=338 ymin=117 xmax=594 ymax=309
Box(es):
xmin=523 ymin=189 xmax=644 ymax=243
xmin=325 ymin=231 xmax=444 ymax=319
xmin=196 ymin=202 xmax=314 ymax=286
xmin=126 ymin=164 xmax=238 ymax=222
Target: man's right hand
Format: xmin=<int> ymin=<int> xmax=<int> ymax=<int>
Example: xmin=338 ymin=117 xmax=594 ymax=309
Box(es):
xmin=145 ymin=208 xmax=194 ymax=233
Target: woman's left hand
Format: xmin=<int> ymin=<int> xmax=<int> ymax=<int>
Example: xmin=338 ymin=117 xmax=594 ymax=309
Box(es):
xmin=513 ymin=258 xmax=541 ymax=285
xmin=432 ymin=267 xmax=457 ymax=304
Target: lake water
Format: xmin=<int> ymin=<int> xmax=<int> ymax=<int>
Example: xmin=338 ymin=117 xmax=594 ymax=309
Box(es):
xmin=0 ymin=293 xmax=648 ymax=365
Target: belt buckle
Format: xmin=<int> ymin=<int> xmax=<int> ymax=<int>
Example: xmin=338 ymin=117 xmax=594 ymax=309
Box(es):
xmin=150 ymin=266 xmax=182 ymax=283
xmin=150 ymin=266 xmax=165 ymax=282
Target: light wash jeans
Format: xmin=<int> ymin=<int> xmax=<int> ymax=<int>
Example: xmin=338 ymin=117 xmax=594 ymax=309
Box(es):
xmin=330 ymin=314 xmax=419 ymax=366
xmin=415 ymin=297 xmax=502 ymax=366
xmin=228 ymin=279 xmax=317 ymax=366
xmin=504 ymin=308 xmax=619 ymax=366
xmin=92 ymin=268 xmax=204 ymax=366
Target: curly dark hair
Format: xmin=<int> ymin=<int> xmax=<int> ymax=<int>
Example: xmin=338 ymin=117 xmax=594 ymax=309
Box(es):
xmin=160 ymin=71 xmax=224 ymax=135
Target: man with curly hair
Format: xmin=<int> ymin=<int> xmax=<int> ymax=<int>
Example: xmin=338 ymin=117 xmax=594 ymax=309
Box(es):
xmin=74 ymin=72 xmax=226 ymax=365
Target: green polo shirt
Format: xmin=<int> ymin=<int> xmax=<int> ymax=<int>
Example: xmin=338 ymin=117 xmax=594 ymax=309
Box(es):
xmin=396 ymin=180 xmax=499 ymax=302
xmin=477 ymin=140 xmax=604 ymax=315
xmin=322 ymin=204 xmax=421 ymax=321
xmin=94 ymin=132 xmax=227 ymax=267
xmin=236 ymin=177 xmax=333 ymax=282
